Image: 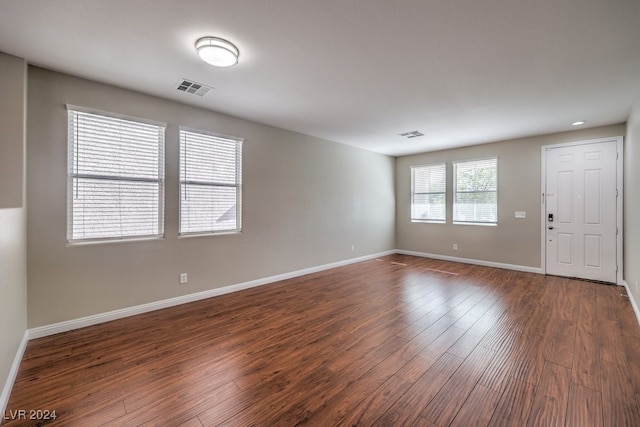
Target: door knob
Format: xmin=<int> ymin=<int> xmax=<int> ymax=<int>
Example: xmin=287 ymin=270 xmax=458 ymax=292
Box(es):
xmin=548 ymin=226 xmax=554 ymax=230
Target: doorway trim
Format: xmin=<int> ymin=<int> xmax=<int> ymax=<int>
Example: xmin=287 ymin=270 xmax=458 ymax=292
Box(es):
xmin=540 ymin=136 xmax=624 ymax=285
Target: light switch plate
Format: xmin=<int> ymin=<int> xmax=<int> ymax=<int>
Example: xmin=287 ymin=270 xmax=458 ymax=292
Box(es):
xmin=515 ymin=211 xmax=526 ymax=218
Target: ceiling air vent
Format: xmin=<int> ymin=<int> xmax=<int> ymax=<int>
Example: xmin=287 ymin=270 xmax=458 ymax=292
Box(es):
xmin=399 ymin=130 xmax=424 ymax=139
xmin=176 ymin=79 xmax=213 ymax=97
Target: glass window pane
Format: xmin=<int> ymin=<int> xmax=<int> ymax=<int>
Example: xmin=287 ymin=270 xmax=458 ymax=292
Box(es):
xmin=68 ymin=109 xmax=165 ymax=242
xmin=411 ymin=163 xmax=446 ymax=222
xmin=179 ymin=130 xmax=242 ymax=235
xmin=180 ymin=185 xmax=238 ymax=234
xmin=453 ymin=158 xmax=497 ymax=223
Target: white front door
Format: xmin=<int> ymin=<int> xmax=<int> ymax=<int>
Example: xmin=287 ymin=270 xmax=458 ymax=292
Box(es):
xmin=545 ymin=141 xmax=618 ymax=283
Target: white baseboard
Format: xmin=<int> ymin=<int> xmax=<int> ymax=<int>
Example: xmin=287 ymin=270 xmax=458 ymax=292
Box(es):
xmin=623 ymin=281 xmax=640 ymax=327
xmin=2 ymin=248 xmax=549 ymax=412
xmin=396 ymin=249 xmax=543 ymax=274
xmin=25 ymin=248 xmax=542 ymax=340
xmin=1 ymin=331 xmax=28 ymax=415
xmin=28 ymin=250 xmax=396 ymax=339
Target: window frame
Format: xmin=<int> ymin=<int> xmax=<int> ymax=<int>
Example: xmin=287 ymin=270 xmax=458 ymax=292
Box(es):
xmin=452 ymin=157 xmax=498 ymax=226
xmin=66 ymin=105 xmax=166 ymax=245
xmin=411 ymin=163 xmax=447 ymax=223
xmin=178 ymin=127 xmax=243 ymax=237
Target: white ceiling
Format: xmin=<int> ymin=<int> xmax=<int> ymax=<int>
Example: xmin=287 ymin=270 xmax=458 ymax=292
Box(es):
xmin=1 ymin=0 xmax=639 ymax=156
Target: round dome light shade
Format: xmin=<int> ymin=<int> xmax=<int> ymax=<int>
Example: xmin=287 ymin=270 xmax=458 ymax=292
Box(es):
xmin=195 ymin=37 xmax=239 ymax=67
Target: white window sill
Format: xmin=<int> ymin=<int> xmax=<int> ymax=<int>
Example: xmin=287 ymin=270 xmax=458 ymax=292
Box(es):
xmin=178 ymin=230 xmax=242 ymax=239
xmin=453 ymin=222 xmax=497 ymax=227
xmin=411 ymin=219 xmax=446 ymax=224
xmin=67 ymin=235 xmax=164 ymax=246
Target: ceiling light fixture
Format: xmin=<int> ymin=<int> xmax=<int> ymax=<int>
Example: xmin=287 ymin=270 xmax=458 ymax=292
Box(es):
xmin=195 ymin=36 xmax=239 ymax=67
xmin=572 ymin=120 xmax=586 ymax=126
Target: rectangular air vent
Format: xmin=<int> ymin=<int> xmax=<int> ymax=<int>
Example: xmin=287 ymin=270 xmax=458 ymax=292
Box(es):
xmin=176 ymin=79 xmax=213 ymax=97
xmin=399 ymin=130 xmax=424 ymax=139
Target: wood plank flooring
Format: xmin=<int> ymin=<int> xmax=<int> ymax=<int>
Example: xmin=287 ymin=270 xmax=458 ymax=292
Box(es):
xmin=5 ymin=254 xmax=640 ymax=426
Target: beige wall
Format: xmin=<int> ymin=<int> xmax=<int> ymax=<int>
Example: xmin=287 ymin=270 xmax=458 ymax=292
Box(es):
xmin=625 ymin=98 xmax=640 ymax=303
xmin=396 ymin=124 xmax=625 ymax=268
xmin=0 ymin=53 xmax=27 ymax=409
xmin=0 ymin=55 xmax=25 ymax=209
xmin=26 ymin=67 xmax=396 ymax=328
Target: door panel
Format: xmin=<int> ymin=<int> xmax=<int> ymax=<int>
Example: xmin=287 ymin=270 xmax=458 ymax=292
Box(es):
xmin=584 ymin=170 xmax=601 ymax=224
xmin=545 ymin=141 xmax=617 ymax=282
xmin=557 ymin=171 xmax=574 ymax=223
xmin=584 ymin=235 xmax=601 ymax=267
xmin=557 ymin=233 xmax=573 ymax=265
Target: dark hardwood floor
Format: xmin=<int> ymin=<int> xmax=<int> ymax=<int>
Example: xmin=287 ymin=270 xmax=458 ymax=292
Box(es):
xmin=5 ymin=254 xmax=640 ymax=426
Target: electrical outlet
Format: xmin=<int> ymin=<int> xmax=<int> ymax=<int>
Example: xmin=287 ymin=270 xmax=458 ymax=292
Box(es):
xmin=179 ymin=273 xmax=188 ymax=284
xmin=453 ymin=244 xmax=458 ymax=251
xmin=351 ymin=244 xmax=355 ymax=252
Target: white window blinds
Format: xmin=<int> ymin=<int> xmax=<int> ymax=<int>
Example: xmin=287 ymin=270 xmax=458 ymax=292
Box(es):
xmin=411 ymin=163 xmax=446 ymax=222
xmin=67 ymin=108 xmax=165 ymax=243
xmin=453 ymin=158 xmax=498 ymax=224
xmin=179 ymin=129 xmax=242 ymax=235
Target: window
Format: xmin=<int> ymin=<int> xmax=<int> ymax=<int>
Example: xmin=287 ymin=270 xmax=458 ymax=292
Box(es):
xmin=67 ymin=107 xmax=165 ymax=243
xmin=411 ymin=163 xmax=446 ymax=222
xmin=453 ymin=158 xmax=498 ymax=224
xmin=179 ymin=129 xmax=242 ymax=235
